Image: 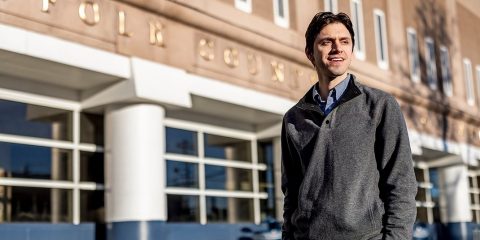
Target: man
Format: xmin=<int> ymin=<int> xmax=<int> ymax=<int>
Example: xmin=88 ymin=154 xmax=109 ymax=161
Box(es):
xmin=281 ymin=12 xmax=417 ymax=239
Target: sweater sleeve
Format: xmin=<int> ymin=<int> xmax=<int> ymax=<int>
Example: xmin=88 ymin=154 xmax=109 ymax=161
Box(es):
xmin=375 ymin=96 xmax=418 ymax=240
xmin=281 ymin=118 xmax=303 ymax=240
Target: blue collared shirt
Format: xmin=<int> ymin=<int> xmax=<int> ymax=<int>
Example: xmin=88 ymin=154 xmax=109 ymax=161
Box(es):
xmin=312 ymin=74 xmax=350 ymax=115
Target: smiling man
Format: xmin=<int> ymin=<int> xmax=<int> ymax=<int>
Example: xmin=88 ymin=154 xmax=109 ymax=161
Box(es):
xmin=281 ymin=12 xmax=417 ymax=239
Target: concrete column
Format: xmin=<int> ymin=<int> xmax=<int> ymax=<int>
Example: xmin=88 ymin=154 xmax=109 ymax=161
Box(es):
xmin=105 ymin=104 xmax=166 ymax=240
xmin=439 ymin=164 xmax=471 ymax=240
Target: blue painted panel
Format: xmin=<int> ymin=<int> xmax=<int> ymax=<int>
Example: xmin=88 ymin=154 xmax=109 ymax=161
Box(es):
xmin=0 ymin=223 xmax=95 ymax=240
xmin=107 ymin=221 xmax=278 ymax=240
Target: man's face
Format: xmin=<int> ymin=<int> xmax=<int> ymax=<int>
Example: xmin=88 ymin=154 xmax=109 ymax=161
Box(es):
xmin=312 ymin=22 xmax=353 ymax=79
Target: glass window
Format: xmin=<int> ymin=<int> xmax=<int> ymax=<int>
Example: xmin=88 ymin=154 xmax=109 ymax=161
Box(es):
xmin=324 ymin=0 xmax=337 ymax=13
xmin=273 ymin=0 xmax=289 ymax=28
xmin=204 ymin=134 xmax=251 ymax=162
xmin=0 ymin=100 xmax=72 ymax=141
xmin=167 ymin=195 xmax=199 ymax=222
xmin=80 ymin=151 xmax=104 ymax=183
xmin=425 ymin=38 xmax=438 ymax=90
xmin=205 ymin=165 xmax=252 ymax=191
xmin=166 ymin=160 xmax=198 ymax=188
xmin=166 ymin=127 xmax=198 ymax=156
xmin=416 ymin=207 xmax=429 ymax=223
xmin=259 ymin=141 xmax=276 ymax=221
xmin=206 ymin=197 xmax=253 ymax=223
xmin=476 ymin=66 xmax=480 ymax=106
xmin=350 ymin=0 xmax=365 ymax=60
xmin=464 ymin=59 xmax=475 ymax=105
xmin=80 ymin=113 xmax=104 ymax=145
xmin=0 ymin=142 xmax=72 ymax=180
xmin=235 ymin=0 xmax=252 ymax=13
xmin=80 ymin=190 xmax=104 ymax=223
xmin=0 ymin=186 xmax=72 ymax=222
xmin=374 ymin=9 xmax=388 ymax=69
xmin=407 ymin=28 xmax=420 ymax=83
xmin=440 ymin=46 xmax=452 ymax=96
xmin=415 ymin=168 xmax=425 ymax=182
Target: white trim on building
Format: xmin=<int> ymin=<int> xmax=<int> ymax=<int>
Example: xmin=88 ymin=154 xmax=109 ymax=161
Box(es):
xmin=373 ymin=9 xmax=388 ymax=69
xmin=350 ymin=0 xmax=365 ymax=61
xmin=273 ymin=0 xmax=290 ymax=28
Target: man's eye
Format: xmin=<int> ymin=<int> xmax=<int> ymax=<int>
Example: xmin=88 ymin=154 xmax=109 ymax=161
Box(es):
xmin=320 ymin=41 xmax=331 ymax=46
xmin=341 ymin=40 xmax=350 ymax=44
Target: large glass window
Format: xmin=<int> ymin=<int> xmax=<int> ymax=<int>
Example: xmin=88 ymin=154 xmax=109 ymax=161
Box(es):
xmin=350 ymin=0 xmax=365 ymax=60
xmin=204 ymin=134 xmax=251 ymax=162
xmin=0 ymin=186 xmax=72 ymax=222
xmin=166 ymin=127 xmax=198 ymax=156
xmin=166 ymin=160 xmax=198 ymax=188
xmin=406 ymin=28 xmax=420 ymax=83
xmin=167 ymin=195 xmax=200 ymax=222
xmin=469 ymin=171 xmax=480 ymax=223
xmin=205 ymin=165 xmax=252 ymax=191
xmin=414 ymin=165 xmax=440 ymax=224
xmin=373 ymin=9 xmax=388 ymax=69
xmin=0 ymin=97 xmax=104 ymax=224
xmin=0 ymin=142 xmax=72 ymax=180
xmin=206 ymin=197 xmax=254 ymax=223
xmin=258 ymin=141 xmax=276 ymax=221
xmin=164 ymin=122 xmax=269 ymax=224
xmin=0 ymin=100 xmax=72 ymax=141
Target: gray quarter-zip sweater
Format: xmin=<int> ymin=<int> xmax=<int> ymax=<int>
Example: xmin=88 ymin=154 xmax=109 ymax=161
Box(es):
xmin=281 ymin=75 xmax=417 ymax=240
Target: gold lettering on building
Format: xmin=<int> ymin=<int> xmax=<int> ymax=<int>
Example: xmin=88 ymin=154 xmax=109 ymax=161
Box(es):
xmin=198 ymin=39 xmax=215 ymax=61
xmin=118 ymin=11 xmax=132 ymax=37
xmin=149 ymin=21 xmax=165 ymax=47
xmin=247 ymin=53 xmax=261 ymax=76
xmin=271 ymin=60 xmax=284 ymax=82
xmin=79 ymin=1 xmax=100 ymax=26
xmin=42 ymin=0 xmax=56 ymax=13
xmin=223 ymin=48 xmax=239 ymax=68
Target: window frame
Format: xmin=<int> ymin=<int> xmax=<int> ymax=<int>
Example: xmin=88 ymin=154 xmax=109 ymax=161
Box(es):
xmin=464 ymin=58 xmax=475 ymax=106
xmin=424 ymin=37 xmax=438 ymax=90
xmin=350 ymin=0 xmax=365 ymax=60
xmin=235 ymin=0 xmax=252 ymax=13
xmin=324 ymin=0 xmax=338 ymax=13
xmin=439 ymin=46 xmax=453 ymax=96
xmin=164 ymin=118 xmax=268 ymax=224
xmin=273 ymin=0 xmax=290 ymax=28
xmin=469 ymin=170 xmax=480 ymax=223
xmin=373 ymin=9 xmax=389 ymax=69
xmin=0 ymin=87 xmax=104 ymax=224
xmin=476 ymin=65 xmax=480 ymax=107
xmin=406 ymin=27 xmax=421 ymax=83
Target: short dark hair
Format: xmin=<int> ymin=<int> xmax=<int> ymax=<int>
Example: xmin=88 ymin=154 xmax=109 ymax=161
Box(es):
xmin=305 ymin=12 xmax=355 ymax=65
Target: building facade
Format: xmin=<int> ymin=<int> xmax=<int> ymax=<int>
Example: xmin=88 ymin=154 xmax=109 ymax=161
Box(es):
xmin=0 ymin=0 xmax=479 ymax=239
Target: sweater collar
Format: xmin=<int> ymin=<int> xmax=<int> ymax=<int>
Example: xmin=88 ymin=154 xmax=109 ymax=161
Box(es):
xmin=295 ymin=74 xmax=362 ymax=114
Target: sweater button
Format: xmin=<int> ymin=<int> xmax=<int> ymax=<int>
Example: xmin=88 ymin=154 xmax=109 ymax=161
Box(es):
xmin=325 ymin=120 xmax=330 ymax=124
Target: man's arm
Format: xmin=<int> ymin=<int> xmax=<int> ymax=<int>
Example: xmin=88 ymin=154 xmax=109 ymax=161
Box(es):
xmin=375 ymin=96 xmax=418 ymax=240
xmin=281 ymin=119 xmax=302 ymax=240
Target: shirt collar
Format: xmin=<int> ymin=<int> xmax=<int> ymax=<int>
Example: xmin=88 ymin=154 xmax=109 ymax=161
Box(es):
xmin=312 ymin=73 xmax=350 ymax=103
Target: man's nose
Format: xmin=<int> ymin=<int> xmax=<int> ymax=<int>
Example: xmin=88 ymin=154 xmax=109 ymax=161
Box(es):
xmin=331 ymin=40 xmax=342 ymax=52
